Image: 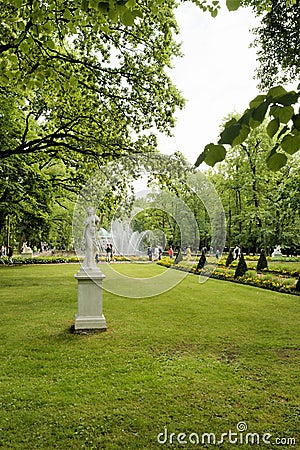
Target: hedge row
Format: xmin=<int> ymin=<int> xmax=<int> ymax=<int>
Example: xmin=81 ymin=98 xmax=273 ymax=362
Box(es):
xmin=0 ymin=255 xmax=134 ymax=265
xmin=0 ymin=256 xmax=80 ymax=265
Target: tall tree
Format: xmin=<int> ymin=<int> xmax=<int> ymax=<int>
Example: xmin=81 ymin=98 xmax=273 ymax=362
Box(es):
xmin=211 ymin=120 xmax=300 ymax=252
xmin=247 ymin=0 xmax=300 ymax=89
xmin=0 ymin=2 xmax=184 ymax=160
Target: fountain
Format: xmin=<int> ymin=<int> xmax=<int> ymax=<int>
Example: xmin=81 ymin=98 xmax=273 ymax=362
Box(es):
xmin=110 ymin=220 xmax=154 ymax=256
xmin=98 ymin=227 xmax=111 ymax=253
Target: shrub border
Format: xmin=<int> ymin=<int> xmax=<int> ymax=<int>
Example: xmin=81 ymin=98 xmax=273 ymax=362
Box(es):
xmin=157 ymin=259 xmax=300 ymax=296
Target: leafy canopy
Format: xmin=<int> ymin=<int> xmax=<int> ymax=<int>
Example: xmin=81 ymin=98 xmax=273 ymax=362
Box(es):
xmin=195 ymin=85 xmax=300 ymax=171
xmin=0 ymin=0 xmax=187 ymax=162
xmin=195 ymin=0 xmax=300 ymax=171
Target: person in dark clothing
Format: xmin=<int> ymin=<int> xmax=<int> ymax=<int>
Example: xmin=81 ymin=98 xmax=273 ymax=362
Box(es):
xmin=7 ymin=246 xmax=13 ymax=264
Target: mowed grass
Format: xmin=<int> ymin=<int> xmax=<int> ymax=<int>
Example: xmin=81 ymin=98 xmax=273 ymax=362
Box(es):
xmin=0 ymin=263 xmax=299 ymax=449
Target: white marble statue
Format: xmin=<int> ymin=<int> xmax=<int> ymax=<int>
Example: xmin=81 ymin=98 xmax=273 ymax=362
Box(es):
xmin=81 ymin=206 xmax=100 ymax=269
xmin=271 ymin=245 xmax=282 ymax=258
xmin=21 ymin=242 xmax=33 ymax=254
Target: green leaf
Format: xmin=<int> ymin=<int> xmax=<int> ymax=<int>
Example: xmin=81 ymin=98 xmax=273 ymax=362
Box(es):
xmin=226 ymin=0 xmax=241 ymax=11
xmin=270 ymin=105 xmax=294 ymax=123
xmin=252 ymin=101 xmax=270 ymax=123
xmin=108 ymin=7 xmax=118 ymax=20
xmin=120 ymin=10 xmax=135 ymax=26
xmin=125 ymin=0 xmax=136 ymax=8
xmin=249 ymin=117 xmax=261 ymax=129
xmin=46 ymin=39 xmax=56 ymax=50
xmin=280 ymin=134 xmax=300 ymax=155
xmin=267 ymin=118 xmax=280 ymax=138
xmin=8 ymin=54 xmax=18 ymax=65
xmin=266 ymin=152 xmax=288 ymax=171
xmin=194 ymin=150 xmax=207 ymax=168
xmin=132 ymin=9 xmax=143 ymax=18
xmin=204 ymin=144 xmax=226 ymax=166
xmin=219 ymin=123 xmax=241 ymax=145
xmin=16 ymin=21 xmax=26 ymax=31
xmin=20 ymin=41 xmax=29 ymax=53
xmin=292 ymin=114 xmax=300 ymax=131
xmin=239 ymin=108 xmax=254 ymax=126
xmin=69 ymin=75 xmax=78 ymax=87
xmin=249 ymin=95 xmax=266 ymax=109
xmin=267 ymin=85 xmax=287 ymax=99
xmin=89 ymin=0 xmax=99 ymax=7
xmin=97 ymin=2 xmax=109 ymax=13
xmin=232 ymin=124 xmax=250 ymax=146
xmin=0 ymin=74 xmax=10 ymax=86
xmin=63 ymin=9 xmax=73 ymax=20
xmin=275 ymin=91 xmax=299 ymax=106
xmin=224 ymin=117 xmax=237 ymax=127
xmin=81 ymin=0 xmax=89 ymax=10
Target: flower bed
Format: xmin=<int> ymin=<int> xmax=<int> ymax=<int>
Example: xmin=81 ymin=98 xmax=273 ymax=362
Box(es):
xmin=218 ymin=257 xmax=300 ymax=278
xmin=157 ymin=259 xmax=300 ymax=296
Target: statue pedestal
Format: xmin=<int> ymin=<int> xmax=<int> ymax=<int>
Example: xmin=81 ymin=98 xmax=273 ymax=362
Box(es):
xmin=74 ymin=267 xmax=106 ymax=331
xmin=21 ymin=251 xmax=33 ymax=258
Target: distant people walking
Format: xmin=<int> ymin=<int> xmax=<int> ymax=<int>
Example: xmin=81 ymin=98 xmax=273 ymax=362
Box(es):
xmin=147 ymin=245 xmax=153 ymax=261
xmin=109 ymin=244 xmax=114 ymax=262
xmin=158 ymin=246 xmax=162 ymax=260
xmin=186 ymin=246 xmax=191 ymax=261
xmin=168 ymin=246 xmax=174 ymax=259
xmin=215 ymin=249 xmax=219 ymax=259
xmin=7 ymin=246 xmax=13 ymax=264
xmin=105 ymin=243 xmax=112 ymax=262
xmin=153 ymin=246 xmax=159 ymax=261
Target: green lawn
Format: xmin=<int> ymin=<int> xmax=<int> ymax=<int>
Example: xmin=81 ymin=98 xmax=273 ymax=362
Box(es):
xmin=0 ymin=263 xmax=299 ymax=449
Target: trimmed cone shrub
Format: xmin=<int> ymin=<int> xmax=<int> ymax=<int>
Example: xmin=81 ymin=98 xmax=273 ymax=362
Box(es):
xmin=174 ymin=249 xmax=183 ymax=264
xmin=234 ymin=253 xmax=247 ymax=278
xmin=296 ymin=277 xmax=300 ymax=292
xmin=257 ymin=249 xmax=268 ymax=272
xmin=226 ymin=249 xmax=234 ymax=267
xmin=196 ymin=250 xmax=206 ymax=272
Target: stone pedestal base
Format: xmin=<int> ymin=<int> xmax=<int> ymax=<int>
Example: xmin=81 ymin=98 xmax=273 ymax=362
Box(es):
xmin=74 ymin=267 xmax=106 ymax=331
xmin=20 ymin=252 xmax=33 ymax=258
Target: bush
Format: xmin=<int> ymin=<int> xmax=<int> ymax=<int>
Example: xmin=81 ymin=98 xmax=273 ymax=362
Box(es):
xmin=234 ymin=253 xmax=247 ymax=278
xmin=196 ymin=251 xmax=206 ymax=272
xmin=174 ymin=249 xmax=183 ymax=265
xmin=157 ymin=257 xmax=174 ymax=269
xmin=257 ymin=249 xmax=268 ymax=272
xmin=5 ymin=256 xmax=80 ymax=265
xmin=225 ymin=249 xmax=234 ymax=267
xmin=296 ymin=277 xmax=300 ymax=292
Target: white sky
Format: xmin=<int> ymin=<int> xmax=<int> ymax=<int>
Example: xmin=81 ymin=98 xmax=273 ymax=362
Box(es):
xmin=157 ymin=1 xmax=261 ymax=166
